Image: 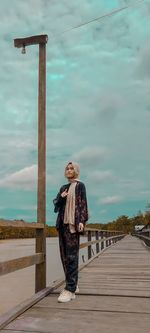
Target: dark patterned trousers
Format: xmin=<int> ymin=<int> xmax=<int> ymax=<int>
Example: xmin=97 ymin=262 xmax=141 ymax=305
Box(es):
xmin=58 ymin=224 xmax=80 ymax=293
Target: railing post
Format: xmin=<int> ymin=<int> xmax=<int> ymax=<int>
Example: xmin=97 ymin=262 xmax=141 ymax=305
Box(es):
xmin=88 ymin=230 xmax=92 ymax=260
xmin=113 ymin=231 xmax=116 ymax=244
xmin=117 ymin=232 xmax=119 ymax=242
xmin=96 ymin=231 xmax=100 ymax=254
xmin=106 ymin=231 xmax=109 ymax=247
xmin=101 ymin=231 xmax=104 ymax=250
xmin=108 ymin=231 xmax=110 ymax=246
xmin=113 ymin=232 xmax=115 ymax=244
xmin=110 ymin=232 xmax=112 ymax=245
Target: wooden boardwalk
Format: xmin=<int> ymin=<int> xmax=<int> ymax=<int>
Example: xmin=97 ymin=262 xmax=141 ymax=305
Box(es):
xmin=2 ymin=235 xmax=150 ymax=333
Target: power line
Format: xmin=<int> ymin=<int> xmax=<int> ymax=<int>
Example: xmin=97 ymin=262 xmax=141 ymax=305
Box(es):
xmin=52 ymin=0 xmax=145 ymax=38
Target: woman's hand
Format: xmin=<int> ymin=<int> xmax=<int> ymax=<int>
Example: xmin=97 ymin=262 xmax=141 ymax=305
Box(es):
xmin=78 ymin=223 xmax=84 ymax=232
xmin=61 ymin=189 xmax=68 ymax=198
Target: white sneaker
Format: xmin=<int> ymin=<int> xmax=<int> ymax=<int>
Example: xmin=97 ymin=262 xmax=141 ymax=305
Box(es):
xmin=58 ymin=289 xmax=76 ymax=303
xmin=75 ymin=285 xmax=79 ymax=294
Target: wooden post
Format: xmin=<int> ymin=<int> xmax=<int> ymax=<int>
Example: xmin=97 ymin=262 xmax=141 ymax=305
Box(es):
xmin=36 ymin=41 xmax=47 ymax=292
xmin=109 ymin=232 xmax=111 ymax=246
xmin=14 ymin=35 xmax=48 ymax=293
xmin=105 ymin=231 xmax=108 ymax=247
xmin=112 ymin=231 xmax=115 ymax=244
xmin=96 ymin=231 xmax=99 ymax=254
xmin=88 ymin=231 xmax=92 ymax=260
xmin=101 ymin=231 xmax=104 ymax=250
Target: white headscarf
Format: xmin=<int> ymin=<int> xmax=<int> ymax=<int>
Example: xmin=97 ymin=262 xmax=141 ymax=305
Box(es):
xmin=64 ymin=161 xmax=80 ymax=180
xmin=64 ymin=161 xmax=80 ymax=233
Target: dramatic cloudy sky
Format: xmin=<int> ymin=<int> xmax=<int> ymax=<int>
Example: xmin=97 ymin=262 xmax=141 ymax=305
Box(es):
xmin=0 ymin=0 xmax=149 ymax=225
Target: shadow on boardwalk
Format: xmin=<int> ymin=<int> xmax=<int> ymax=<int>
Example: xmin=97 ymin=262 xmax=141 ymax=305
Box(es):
xmin=2 ymin=236 xmax=150 ymax=333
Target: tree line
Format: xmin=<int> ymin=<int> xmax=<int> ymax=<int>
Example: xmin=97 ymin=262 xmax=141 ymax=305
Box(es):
xmin=0 ymin=205 xmax=149 ymax=239
xmin=0 ymin=224 xmax=57 ymax=239
xmin=87 ymin=206 xmax=150 ymax=234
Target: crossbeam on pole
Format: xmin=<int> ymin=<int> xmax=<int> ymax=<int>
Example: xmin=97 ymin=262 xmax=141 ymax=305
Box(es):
xmin=14 ymin=34 xmax=48 ymax=48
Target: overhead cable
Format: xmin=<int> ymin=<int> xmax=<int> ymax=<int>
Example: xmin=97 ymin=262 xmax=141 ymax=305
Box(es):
xmin=52 ymin=0 xmax=145 ymax=38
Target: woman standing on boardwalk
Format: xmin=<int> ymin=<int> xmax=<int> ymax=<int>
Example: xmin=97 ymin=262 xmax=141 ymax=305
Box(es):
xmin=53 ymin=161 xmax=89 ymax=303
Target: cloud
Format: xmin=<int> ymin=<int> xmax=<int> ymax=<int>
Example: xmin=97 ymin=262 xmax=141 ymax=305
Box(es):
xmin=88 ymin=170 xmax=115 ymax=183
xmin=0 ymin=204 xmax=37 ymax=211
xmin=72 ymin=146 xmax=109 ymax=167
xmin=136 ymin=47 xmax=150 ymax=78
xmin=0 ymin=165 xmax=37 ymax=190
xmin=101 ymin=195 xmax=123 ymax=205
xmin=0 ymin=0 xmax=149 ymax=223
xmin=101 ymin=209 xmax=107 ymax=214
xmin=0 ymin=163 xmax=58 ymax=192
xmin=139 ymin=190 xmax=150 ymax=197
xmin=89 ymin=91 xmax=125 ymax=126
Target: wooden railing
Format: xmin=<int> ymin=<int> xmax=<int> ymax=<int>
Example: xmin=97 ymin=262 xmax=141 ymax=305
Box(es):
xmin=0 ymin=221 xmax=125 ymax=282
xmin=0 ymin=222 xmax=125 ymax=329
xmin=133 ymin=227 xmax=150 ymax=247
xmin=81 ymin=228 xmax=125 ymax=260
xmin=0 ymin=220 xmax=45 ymax=290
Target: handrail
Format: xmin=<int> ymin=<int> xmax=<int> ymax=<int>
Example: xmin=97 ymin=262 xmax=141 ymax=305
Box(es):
xmin=0 ymin=221 xmax=45 ymax=285
xmin=0 ymin=225 xmax=125 ymax=330
xmin=0 ymin=253 xmax=44 ymax=276
xmin=0 ymin=223 xmax=125 ymax=282
xmin=137 ymin=235 xmax=150 ymax=241
xmin=80 ymin=234 xmax=125 ymax=249
xmin=0 ymin=220 xmax=44 ymax=228
xmin=81 ymin=229 xmax=125 ymax=259
xmin=133 ymin=230 xmax=150 ymax=248
xmin=85 ymin=227 xmax=122 ymax=233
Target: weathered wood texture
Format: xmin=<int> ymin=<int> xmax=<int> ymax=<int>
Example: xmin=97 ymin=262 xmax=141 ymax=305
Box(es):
xmin=2 ymin=236 xmax=150 ymax=332
xmin=14 ymin=35 xmax=48 ymax=48
xmin=0 ymin=253 xmax=44 ymax=276
xmin=36 ymin=41 xmax=47 ymax=293
xmin=13 ymin=34 xmax=48 ymax=294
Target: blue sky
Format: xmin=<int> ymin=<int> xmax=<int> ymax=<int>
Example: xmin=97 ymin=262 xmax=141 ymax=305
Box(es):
xmin=0 ymin=0 xmax=150 ymax=225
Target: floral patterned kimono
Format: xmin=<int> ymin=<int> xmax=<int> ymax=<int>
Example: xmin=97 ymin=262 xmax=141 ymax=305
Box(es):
xmin=53 ymin=181 xmax=88 ymax=292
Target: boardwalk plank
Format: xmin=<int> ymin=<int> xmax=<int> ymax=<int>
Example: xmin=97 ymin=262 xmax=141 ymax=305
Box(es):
xmin=1 ymin=331 xmax=37 ymax=333
xmin=34 ymin=294 xmax=150 ymax=314
xmin=3 ymin=236 xmax=150 ymax=333
xmin=5 ymin=307 xmax=150 ymax=333
xmin=1 ymin=329 xmax=32 ymax=333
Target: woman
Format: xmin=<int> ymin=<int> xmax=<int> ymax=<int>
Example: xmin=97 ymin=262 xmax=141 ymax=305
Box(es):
xmin=53 ymin=161 xmax=88 ymax=303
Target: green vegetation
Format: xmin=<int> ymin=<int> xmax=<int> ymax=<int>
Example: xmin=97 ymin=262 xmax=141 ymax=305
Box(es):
xmin=0 ymin=222 xmax=58 ymax=239
xmin=0 ymin=205 xmax=150 ymax=239
xmin=88 ymin=207 xmax=150 ymax=234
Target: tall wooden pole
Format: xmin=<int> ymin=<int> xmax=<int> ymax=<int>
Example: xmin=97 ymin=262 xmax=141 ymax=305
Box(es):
xmin=35 ymin=42 xmax=46 ymax=292
xmin=37 ymin=43 xmax=46 ymax=225
xmin=14 ymin=35 xmax=48 ymax=292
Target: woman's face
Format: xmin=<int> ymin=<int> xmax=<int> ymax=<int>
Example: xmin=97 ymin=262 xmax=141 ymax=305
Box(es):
xmin=65 ymin=163 xmax=75 ymax=179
